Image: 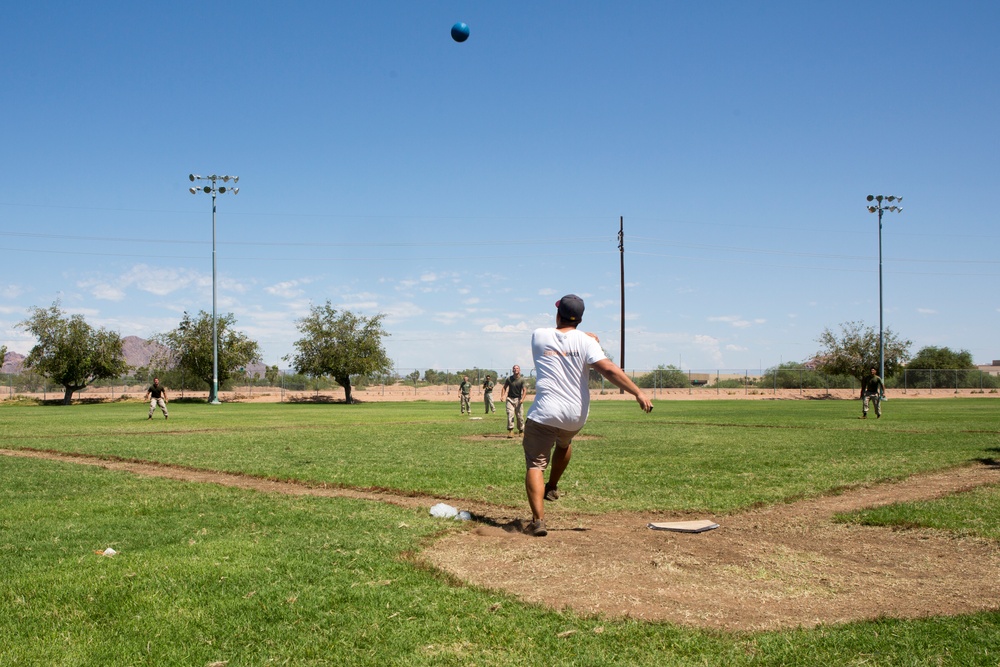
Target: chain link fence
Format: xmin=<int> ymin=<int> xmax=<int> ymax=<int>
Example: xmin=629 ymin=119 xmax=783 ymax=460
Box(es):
xmin=2 ymin=367 xmax=998 ymax=402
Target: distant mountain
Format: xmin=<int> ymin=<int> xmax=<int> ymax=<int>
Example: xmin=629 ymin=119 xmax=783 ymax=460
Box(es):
xmin=1 ymin=350 xmax=25 ymax=374
xmin=121 ymin=335 xmax=170 ymax=369
xmin=3 ymin=336 xmax=269 ymax=377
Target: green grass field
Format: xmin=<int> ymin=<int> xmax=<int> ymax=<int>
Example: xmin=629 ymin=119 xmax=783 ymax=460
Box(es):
xmin=2 ymin=399 xmax=999 ymax=665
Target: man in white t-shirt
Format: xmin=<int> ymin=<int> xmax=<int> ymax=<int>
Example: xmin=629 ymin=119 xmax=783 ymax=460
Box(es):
xmin=521 ymin=294 xmax=652 ymax=537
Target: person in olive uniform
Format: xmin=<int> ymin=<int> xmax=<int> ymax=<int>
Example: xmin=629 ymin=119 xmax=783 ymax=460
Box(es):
xmin=501 ymin=365 xmax=527 ymax=437
xmin=482 ymin=374 xmax=496 ymax=414
xmin=459 ymin=376 xmax=472 ymax=414
xmin=861 ymin=367 xmax=885 ymax=419
xmin=145 ymin=378 xmax=169 ymax=420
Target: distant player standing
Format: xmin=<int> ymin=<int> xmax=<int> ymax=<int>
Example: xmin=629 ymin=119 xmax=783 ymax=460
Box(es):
xmin=501 ymin=365 xmax=527 ymax=438
xmin=860 ymin=367 xmax=885 ymax=419
xmin=145 ymin=378 xmax=169 ymax=420
xmin=482 ymin=374 xmax=496 ymax=414
xmin=521 ymin=295 xmax=652 ymax=537
xmin=459 ymin=376 xmax=472 ymax=414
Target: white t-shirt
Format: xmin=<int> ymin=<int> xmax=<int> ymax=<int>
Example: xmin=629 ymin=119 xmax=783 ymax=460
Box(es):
xmin=526 ymin=327 xmax=607 ymax=431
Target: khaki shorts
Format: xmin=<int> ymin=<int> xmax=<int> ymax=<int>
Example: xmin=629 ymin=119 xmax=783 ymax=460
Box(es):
xmin=522 ymin=419 xmax=580 ymax=470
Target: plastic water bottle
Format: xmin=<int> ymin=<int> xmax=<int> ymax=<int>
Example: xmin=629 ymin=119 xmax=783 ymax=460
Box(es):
xmin=429 ymin=503 xmax=459 ymax=519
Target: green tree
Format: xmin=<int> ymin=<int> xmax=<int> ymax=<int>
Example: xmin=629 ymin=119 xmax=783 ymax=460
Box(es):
xmin=264 ymin=365 xmax=280 ymax=386
xmin=906 ymin=346 xmax=978 ymax=389
xmin=814 ymin=321 xmax=911 ymax=385
xmin=287 ymin=301 xmax=392 ymax=404
xmin=153 ymin=311 xmax=262 ymax=402
xmin=763 ymin=362 xmax=830 ymax=389
xmin=18 ymin=302 xmax=129 ymax=404
xmin=907 ymin=346 xmax=975 ymax=370
xmin=0 ymin=345 xmax=6 ymax=368
xmin=635 ymin=364 xmax=689 ymax=388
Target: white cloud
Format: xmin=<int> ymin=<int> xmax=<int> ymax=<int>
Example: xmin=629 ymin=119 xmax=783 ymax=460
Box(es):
xmin=482 ymin=321 xmax=530 ymax=333
xmin=383 ymin=302 xmax=424 ymax=318
xmin=432 ymin=311 xmax=463 ymax=324
xmin=265 ymin=279 xmax=313 ymax=298
xmin=917 ymin=308 xmax=937 ymax=315
xmin=340 ymin=300 xmax=379 ymax=311
xmin=1 ymin=285 xmax=24 ymax=299
xmin=93 ymin=284 xmax=127 ymax=301
xmin=709 ymin=315 xmax=762 ymax=329
xmin=76 ymin=278 xmax=125 ymax=302
xmin=693 ymin=334 xmax=724 ymax=366
xmin=538 ymin=288 xmax=556 ymax=296
xmin=725 ymin=344 xmax=748 ymax=352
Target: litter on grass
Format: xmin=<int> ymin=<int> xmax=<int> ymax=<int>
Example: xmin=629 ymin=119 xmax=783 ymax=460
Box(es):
xmin=94 ymin=547 xmax=118 ymax=557
xmin=647 ymin=520 xmax=719 ymax=533
xmin=430 ymin=503 xmax=472 ymax=521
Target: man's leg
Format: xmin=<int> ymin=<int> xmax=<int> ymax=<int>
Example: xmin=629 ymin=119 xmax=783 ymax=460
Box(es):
xmin=516 ymin=401 xmax=525 ymax=433
xmin=862 ymin=394 xmax=869 ymax=417
xmin=160 ymin=399 xmax=169 ymax=418
xmin=873 ymin=395 xmax=881 ymax=418
xmin=525 ymin=468 xmax=546 ymax=522
xmin=522 ymin=420 xmax=553 ymax=534
xmin=545 ymin=443 xmax=572 ymax=500
xmin=505 ymin=398 xmax=515 ymax=436
xmin=149 ymin=399 xmax=156 ymax=419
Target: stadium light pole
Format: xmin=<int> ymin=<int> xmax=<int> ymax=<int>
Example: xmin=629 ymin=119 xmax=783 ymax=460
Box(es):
xmin=189 ymin=174 xmax=240 ymax=404
xmin=866 ymin=194 xmax=902 ymax=388
xmin=618 ymin=216 xmax=625 ymax=394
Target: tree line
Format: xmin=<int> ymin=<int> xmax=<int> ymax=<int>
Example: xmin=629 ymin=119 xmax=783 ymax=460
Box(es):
xmin=11 ymin=307 xmax=992 ymax=404
xmin=14 ymin=300 xmax=391 ymax=404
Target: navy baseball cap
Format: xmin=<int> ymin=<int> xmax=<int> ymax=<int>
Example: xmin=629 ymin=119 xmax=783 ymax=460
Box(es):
xmin=556 ymin=294 xmax=585 ymax=322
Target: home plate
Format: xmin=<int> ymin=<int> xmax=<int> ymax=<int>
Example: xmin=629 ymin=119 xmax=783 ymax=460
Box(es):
xmin=647 ymin=520 xmax=719 ymax=533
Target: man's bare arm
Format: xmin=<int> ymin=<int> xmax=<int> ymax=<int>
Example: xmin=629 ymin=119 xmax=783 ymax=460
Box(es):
xmin=591 ymin=358 xmax=653 ymax=412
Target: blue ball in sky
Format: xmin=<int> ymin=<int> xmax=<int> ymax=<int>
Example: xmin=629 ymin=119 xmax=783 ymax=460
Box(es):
xmin=451 ymin=22 xmax=470 ymax=43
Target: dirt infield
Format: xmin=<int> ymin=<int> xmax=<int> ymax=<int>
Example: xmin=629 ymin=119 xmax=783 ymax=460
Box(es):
xmin=4 ymin=447 xmax=998 ymax=631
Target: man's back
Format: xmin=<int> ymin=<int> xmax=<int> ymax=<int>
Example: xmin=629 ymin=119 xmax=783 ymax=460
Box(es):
xmin=527 ymin=327 xmax=605 ymax=431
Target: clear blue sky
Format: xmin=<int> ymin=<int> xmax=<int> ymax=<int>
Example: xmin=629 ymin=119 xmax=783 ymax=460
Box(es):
xmin=2 ymin=2 xmax=998 ymax=374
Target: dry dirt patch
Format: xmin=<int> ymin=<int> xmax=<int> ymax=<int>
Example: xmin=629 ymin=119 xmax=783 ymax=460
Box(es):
xmin=4 ymin=448 xmax=999 ymax=631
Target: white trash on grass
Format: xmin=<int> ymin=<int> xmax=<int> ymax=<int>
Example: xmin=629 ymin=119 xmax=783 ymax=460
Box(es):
xmin=429 ymin=503 xmax=472 ymax=521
